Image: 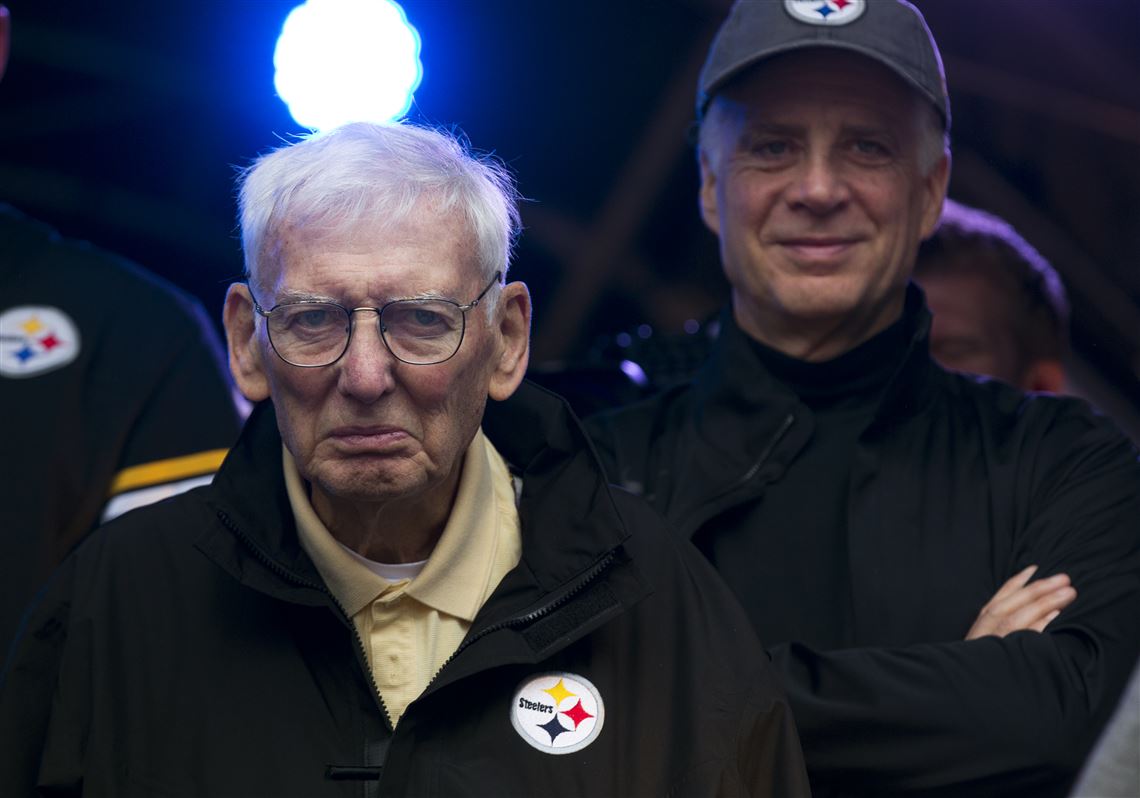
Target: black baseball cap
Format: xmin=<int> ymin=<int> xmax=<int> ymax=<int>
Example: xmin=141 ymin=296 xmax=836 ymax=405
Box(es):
xmin=697 ymin=0 xmax=950 ymax=130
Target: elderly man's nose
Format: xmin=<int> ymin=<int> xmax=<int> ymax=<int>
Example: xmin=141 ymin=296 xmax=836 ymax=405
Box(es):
xmin=338 ymin=311 xmax=395 ymax=399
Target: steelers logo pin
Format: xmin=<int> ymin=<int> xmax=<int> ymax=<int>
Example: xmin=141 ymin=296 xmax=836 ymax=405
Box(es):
xmin=511 ymin=672 xmax=605 ymax=755
xmin=0 ymin=306 xmax=81 ymax=378
xmin=784 ymin=0 xmax=867 ymax=26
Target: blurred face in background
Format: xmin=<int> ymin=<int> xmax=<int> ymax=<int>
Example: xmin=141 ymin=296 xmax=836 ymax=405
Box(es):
xmin=919 ymin=268 xmax=1022 ymax=383
xmin=917 ymin=265 xmax=1065 ymax=393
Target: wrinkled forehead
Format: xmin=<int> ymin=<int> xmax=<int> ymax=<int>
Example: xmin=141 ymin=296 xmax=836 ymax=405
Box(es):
xmin=717 ymin=47 xmax=928 ymax=126
xmin=255 ymin=201 xmax=478 ymax=292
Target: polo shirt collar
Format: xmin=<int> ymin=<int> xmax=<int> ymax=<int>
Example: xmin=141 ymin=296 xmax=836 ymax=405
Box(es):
xmin=285 ymin=428 xmax=512 ymax=622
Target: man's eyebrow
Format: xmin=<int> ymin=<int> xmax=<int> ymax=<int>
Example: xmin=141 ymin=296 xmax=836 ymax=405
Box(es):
xmin=275 ymin=289 xmax=340 ymax=304
xmin=739 ymin=121 xmax=803 ymax=136
xmin=273 ymin=288 xmax=455 ymax=305
xmin=840 ymin=123 xmax=896 ymax=138
xmin=732 ymin=122 xmax=803 ymax=148
xmin=390 ymin=289 xmax=450 ymax=303
xmin=745 ymin=118 xmax=801 ymax=129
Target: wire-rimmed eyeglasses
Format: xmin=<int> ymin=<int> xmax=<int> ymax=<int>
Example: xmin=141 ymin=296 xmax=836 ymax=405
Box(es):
xmin=250 ymin=272 xmax=502 ymax=367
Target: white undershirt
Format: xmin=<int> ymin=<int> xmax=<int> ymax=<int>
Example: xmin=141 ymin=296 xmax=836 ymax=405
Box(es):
xmin=336 ymin=543 xmax=428 ymax=582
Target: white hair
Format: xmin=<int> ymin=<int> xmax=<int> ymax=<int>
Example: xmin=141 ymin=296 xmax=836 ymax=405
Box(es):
xmin=238 ymin=121 xmax=521 ymax=310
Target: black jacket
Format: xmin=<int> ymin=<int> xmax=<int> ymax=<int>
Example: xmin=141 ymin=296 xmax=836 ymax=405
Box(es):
xmin=0 ymin=205 xmax=241 ymax=667
xmin=585 ymin=295 xmax=1140 ymax=798
xmin=0 ymin=382 xmax=810 ymax=798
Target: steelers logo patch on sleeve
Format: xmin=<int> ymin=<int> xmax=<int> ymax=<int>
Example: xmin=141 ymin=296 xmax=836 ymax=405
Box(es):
xmin=510 ymin=673 xmax=605 ymax=755
xmin=0 ymin=306 xmax=81 ymax=378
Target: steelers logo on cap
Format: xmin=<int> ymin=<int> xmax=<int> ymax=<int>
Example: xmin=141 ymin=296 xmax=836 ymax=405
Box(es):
xmin=0 ymin=306 xmax=81 ymax=378
xmin=784 ymin=0 xmax=867 ymax=26
xmin=511 ymin=673 xmax=605 ymax=755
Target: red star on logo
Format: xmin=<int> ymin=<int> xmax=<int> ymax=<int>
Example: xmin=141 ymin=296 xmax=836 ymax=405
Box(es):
xmin=38 ymin=334 xmax=62 ymax=351
xmin=561 ymin=699 xmax=594 ymax=730
xmin=833 ymin=0 xmax=851 ymax=8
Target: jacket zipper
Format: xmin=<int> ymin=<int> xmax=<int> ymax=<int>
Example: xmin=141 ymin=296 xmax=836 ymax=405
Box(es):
xmin=217 ymin=511 xmax=618 ymax=782
xmin=733 ymin=412 xmax=795 ymax=491
xmin=678 ymin=412 xmax=795 ymax=536
xmin=420 ymin=550 xmax=618 ymax=696
xmin=215 ymin=511 xmax=395 ymax=730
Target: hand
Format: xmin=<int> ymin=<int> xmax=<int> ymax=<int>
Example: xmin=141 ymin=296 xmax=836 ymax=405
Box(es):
xmin=965 ymin=565 xmax=1077 ymax=640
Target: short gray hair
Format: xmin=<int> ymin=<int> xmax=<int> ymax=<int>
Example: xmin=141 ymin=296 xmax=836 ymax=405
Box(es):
xmin=238 ymin=122 xmax=521 ymax=298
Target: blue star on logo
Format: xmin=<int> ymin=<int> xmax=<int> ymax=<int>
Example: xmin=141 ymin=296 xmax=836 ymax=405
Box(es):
xmin=14 ymin=345 xmax=36 ymax=363
xmin=814 ymin=2 xmax=834 ymax=17
xmin=538 ymin=714 xmax=570 ymax=744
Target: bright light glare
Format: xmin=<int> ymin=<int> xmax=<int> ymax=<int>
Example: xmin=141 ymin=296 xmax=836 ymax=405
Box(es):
xmin=274 ymin=0 xmax=423 ymax=130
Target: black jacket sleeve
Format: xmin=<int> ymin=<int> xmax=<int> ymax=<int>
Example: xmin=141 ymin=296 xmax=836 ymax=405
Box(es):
xmin=772 ymin=408 xmax=1140 ymax=797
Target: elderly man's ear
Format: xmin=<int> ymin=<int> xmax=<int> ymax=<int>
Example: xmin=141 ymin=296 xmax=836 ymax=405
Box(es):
xmin=223 ymin=283 xmax=271 ymax=403
xmin=488 ymin=281 xmax=532 ymax=401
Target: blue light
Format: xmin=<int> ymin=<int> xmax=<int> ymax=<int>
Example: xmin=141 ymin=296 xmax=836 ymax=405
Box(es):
xmin=620 ymin=360 xmax=650 ymax=388
xmin=273 ymin=0 xmax=423 ymax=130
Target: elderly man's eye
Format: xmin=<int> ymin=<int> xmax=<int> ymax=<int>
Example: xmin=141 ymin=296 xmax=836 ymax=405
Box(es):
xmin=413 ymin=308 xmax=443 ymax=327
xmin=384 ymin=303 xmax=459 ymax=339
xmin=294 ymin=307 xmax=337 ymax=329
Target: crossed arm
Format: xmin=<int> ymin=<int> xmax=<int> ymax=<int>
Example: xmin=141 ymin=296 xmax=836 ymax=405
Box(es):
xmin=775 ymin=416 xmax=1140 ymax=796
xmin=965 ymin=564 xmax=1076 ymax=640
xmin=770 ymin=563 xmax=1114 ymax=797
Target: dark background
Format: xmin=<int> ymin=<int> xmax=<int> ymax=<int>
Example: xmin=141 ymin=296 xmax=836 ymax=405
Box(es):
xmin=3 ymin=0 xmax=1138 ymax=431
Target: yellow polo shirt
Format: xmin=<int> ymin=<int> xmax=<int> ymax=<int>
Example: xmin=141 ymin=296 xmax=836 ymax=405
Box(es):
xmin=284 ymin=429 xmax=522 ymax=726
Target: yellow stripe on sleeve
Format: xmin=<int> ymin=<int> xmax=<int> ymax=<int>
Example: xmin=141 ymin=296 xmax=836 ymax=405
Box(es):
xmin=108 ymin=448 xmax=230 ymax=496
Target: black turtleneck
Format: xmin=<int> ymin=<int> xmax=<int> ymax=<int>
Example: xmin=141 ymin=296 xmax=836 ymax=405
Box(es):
xmin=694 ymin=311 xmax=912 ymax=649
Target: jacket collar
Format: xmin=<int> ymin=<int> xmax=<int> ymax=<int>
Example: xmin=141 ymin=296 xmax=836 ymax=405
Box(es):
xmin=199 ymin=402 xmax=330 ymax=605
xmin=696 ymin=282 xmax=938 ymax=433
xmin=657 ymin=284 xmax=938 ymax=534
xmin=199 ymin=381 xmax=631 ymax=607
xmin=482 ymin=380 xmax=632 ymax=593
xmin=870 ymin=283 xmax=939 ymax=429
xmin=690 ymin=307 xmax=804 ymax=472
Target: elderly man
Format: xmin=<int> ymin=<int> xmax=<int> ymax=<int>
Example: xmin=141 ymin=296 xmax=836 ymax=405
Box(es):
xmin=0 ymin=122 xmax=809 ymax=796
xmin=915 ymin=199 xmax=1069 ymax=392
xmin=586 ymin=2 xmax=1140 ymax=797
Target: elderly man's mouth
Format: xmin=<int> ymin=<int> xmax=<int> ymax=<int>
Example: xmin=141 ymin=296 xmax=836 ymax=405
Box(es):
xmin=328 ymin=426 xmax=410 ymax=452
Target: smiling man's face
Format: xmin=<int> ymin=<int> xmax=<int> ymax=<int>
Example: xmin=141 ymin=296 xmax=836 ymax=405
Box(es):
xmin=698 ymin=48 xmax=948 ymax=360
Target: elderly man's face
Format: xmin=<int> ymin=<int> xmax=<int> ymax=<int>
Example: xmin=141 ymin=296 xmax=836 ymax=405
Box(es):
xmin=699 ymin=49 xmax=949 ymax=360
xmin=225 ymin=208 xmax=529 ymax=516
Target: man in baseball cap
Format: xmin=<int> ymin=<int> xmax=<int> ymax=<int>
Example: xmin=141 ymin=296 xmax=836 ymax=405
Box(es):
xmin=586 ymin=2 xmax=1140 ymax=796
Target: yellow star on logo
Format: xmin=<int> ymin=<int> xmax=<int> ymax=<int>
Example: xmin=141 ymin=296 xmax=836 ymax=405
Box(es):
xmin=542 ymin=678 xmax=576 ymax=706
xmin=21 ymin=316 xmax=44 ymax=335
